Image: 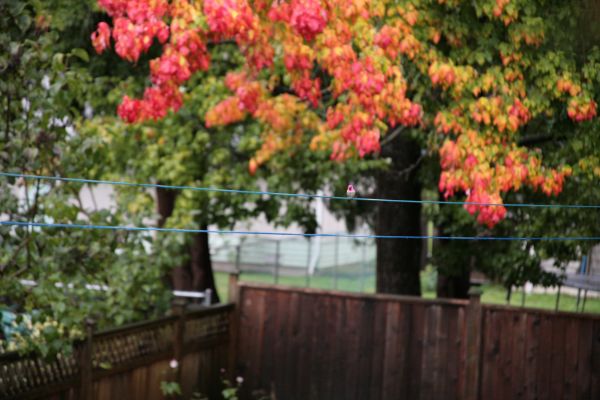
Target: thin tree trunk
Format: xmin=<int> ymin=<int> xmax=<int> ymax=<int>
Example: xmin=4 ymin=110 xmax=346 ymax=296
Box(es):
xmin=156 ymin=187 xmax=220 ymax=303
xmin=156 ymin=186 xmax=182 ymax=289
xmin=190 ymin=225 xmax=220 ymax=303
xmin=375 ymin=130 xmax=422 ymax=295
xmin=156 ymin=186 xmax=177 ymax=227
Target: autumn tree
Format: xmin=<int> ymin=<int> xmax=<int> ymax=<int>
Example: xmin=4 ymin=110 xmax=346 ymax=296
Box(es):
xmin=428 ymin=0 xmax=600 ymax=298
xmin=0 ymin=0 xmax=174 ymax=356
xmin=83 ymin=67 xmax=339 ymax=301
xmin=93 ymin=0 xmax=598 ymax=295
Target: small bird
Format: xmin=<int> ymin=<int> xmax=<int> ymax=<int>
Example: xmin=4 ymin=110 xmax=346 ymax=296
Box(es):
xmin=346 ymin=184 xmax=356 ymax=198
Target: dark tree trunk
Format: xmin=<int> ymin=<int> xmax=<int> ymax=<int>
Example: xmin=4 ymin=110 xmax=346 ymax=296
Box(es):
xmin=434 ymin=219 xmax=472 ymax=299
xmin=375 ymin=130 xmax=422 ymax=295
xmin=189 ymin=226 xmax=220 ymax=303
xmin=436 ymin=265 xmax=471 ymax=299
xmin=156 ymin=186 xmax=177 ymax=227
xmin=156 ymin=187 xmax=220 ymax=303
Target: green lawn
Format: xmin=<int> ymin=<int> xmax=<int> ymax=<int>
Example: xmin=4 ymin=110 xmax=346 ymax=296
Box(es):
xmin=214 ymin=270 xmax=600 ymax=314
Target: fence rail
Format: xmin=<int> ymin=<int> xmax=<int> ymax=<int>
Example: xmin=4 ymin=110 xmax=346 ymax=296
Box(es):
xmin=232 ymin=280 xmax=600 ymax=400
xmin=0 ymin=303 xmax=234 ymax=400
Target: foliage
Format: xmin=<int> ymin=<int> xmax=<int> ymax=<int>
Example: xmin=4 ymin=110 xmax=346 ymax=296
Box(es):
xmin=0 ymin=0 xmax=171 ymax=357
xmin=93 ymin=0 xmax=598 ymax=231
xmin=82 ymin=14 xmax=382 ymax=281
xmin=160 ymin=381 xmax=183 ymax=397
xmin=221 ymin=375 xmax=242 ymax=400
xmin=160 ymin=369 xmax=245 ymax=400
xmin=0 ymin=315 xmax=83 ymax=357
xmin=425 ymin=5 xmax=600 ymax=286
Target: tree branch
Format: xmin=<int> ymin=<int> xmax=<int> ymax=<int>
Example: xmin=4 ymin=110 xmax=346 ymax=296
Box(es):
xmin=70 ymin=186 xmax=92 ymax=219
xmin=380 ymin=125 xmax=405 ymax=148
xmin=396 ymin=152 xmax=426 ymax=180
xmin=3 ymin=236 xmax=33 ymax=276
xmin=518 ymin=134 xmax=566 ymax=146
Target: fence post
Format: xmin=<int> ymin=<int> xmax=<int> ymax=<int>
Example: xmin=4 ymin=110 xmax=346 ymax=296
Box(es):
xmin=464 ymin=287 xmax=483 ymax=400
xmin=360 ymin=241 xmax=367 ymax=292
xmin=203 ymin=288 xmax=212 ymax=306
xmin=172 ymin=298 xmax=187 ymax=386
xmin=305 ymin=238 xmax=312 ymax=287
xmin=274 ymin=241 xmax=281 ymax=284
xmin=227 ymin=273 xmax=240 ymax=378
xmin=235 ymin=244 xmax=241 ymax=273
xmin=228 ymin=272 xmax=240 ymax=304
xmin=334 ymin=236 xmax=339 ymax=289
xmin=79 ymin=318 xmax=96 ymax=400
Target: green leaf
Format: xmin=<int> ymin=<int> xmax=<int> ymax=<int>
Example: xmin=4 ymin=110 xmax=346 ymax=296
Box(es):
xmin=71 ymin=48 xmax=89 ymax=63
xmin=99 ymin=361 xmax=113 ymax=370
xmin=52 ymin=53 xmax=65 ymax=71
xmin=17 ymin=14 xmax=32 ymax=32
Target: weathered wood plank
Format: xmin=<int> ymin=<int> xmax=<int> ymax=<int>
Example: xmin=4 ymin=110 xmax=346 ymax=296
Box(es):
xmin=368 ymin=300 xmax=387 ymax=400
xmin=481 ymin=309 xmax=499 ymax=400
xmin=328 ymin=292 xmax=347 ymax=400
xmin=510 ymin=311 xmax=527 ymax=399
xmin=240 ymin=288 xmax=267 ymax=394
xmin=498 ymin=311 xmax=514 ymax=400
xmin=341 ymin=298 xmax=362 ymax=400
xmin=294 ymin=292 xmax=315 ymax=400
xmin=576 ymin=318 xmax=593 ymax=399
xmin=381 ymin=301 xmax=402 ymax=398
xmin=455 ymin=307 xmax=467 ymax=399
xmin=406 ymin=303 xmax=425 ymax=400
xmin=356 ymin=299 xmax=376 ymax=400
xmin=130 ymin=366 xmax=149 ymax=400
xmin=536 ymin=314 xmax=553 ymax=400
xmin=316 ymin=293 xmax=337 ymax=400
xmin=591 ymin=320 xmax=600 ymax=400
xmin=308 ymin=293 xmax=330 ymax=400
xmin=271 ymin=290 xmax=292 ymax=399
xmin=285 ymin=291 xmax=303 ymax=400
xmin=524 ymin=313 xmax=540 ymax=400
xmin=549 ymin=316 xmax=566 ymax=400
xmin=258 ymin=286 xmax=278 ymax=393
xmin=421 ymin=305 xmax=443 ymax=400
xmin=563 ymin=317 xmax=579 ymax=400
xmin=444 ymin=306 xmax=460 ymax=400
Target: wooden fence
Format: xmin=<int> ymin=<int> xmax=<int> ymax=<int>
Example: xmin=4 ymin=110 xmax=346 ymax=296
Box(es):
xmin=0 ymin=302 xmax=233 ymax=400
xmin=232 ymin=280 xmax=600 ymax=400
xmin=3 ymin=278 xmax=599 ymax=400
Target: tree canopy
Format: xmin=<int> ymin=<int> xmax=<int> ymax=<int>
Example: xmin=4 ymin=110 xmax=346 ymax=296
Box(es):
xmin=0 ymin=0 xmax=172 ymax=356
xmin=94 ymin=0 xmax=598 ymax=230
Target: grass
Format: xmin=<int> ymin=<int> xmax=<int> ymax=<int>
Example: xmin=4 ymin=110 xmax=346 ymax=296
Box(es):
xmin=214 ymin=269 xmax=600 ymax=314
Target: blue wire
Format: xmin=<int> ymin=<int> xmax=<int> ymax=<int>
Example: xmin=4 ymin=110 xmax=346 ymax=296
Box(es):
xmin=1 ymin=172 xmax=599 ymax=209
xmin=1 ymin=221 xmax=598 ymax=241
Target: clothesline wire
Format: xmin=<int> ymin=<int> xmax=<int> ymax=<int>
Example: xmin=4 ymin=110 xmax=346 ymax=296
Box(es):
xmin=1 ymin=221 xmax=598 ymax=242
xmin=1 ymin=172 xmax=599 ymax=209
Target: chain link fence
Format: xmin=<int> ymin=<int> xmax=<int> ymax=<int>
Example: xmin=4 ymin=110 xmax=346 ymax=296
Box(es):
xmin=211 ymin=236 xmax=377 ymax=292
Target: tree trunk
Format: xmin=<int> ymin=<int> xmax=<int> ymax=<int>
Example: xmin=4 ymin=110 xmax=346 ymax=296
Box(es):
xmin=189 ymin=225 xmax=220 ymax=303
xmin=156 ymin=186 xmax=177 ymax=227
xmin=436 ymin=264 xmax=471 ymax=299
xmin=375 ymin=130 xmax=422 ymax=295
xmin=156 ymin=187 xmax=220 ymax=303
xmin=434 ymin=220 xmax=472 ymax=299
